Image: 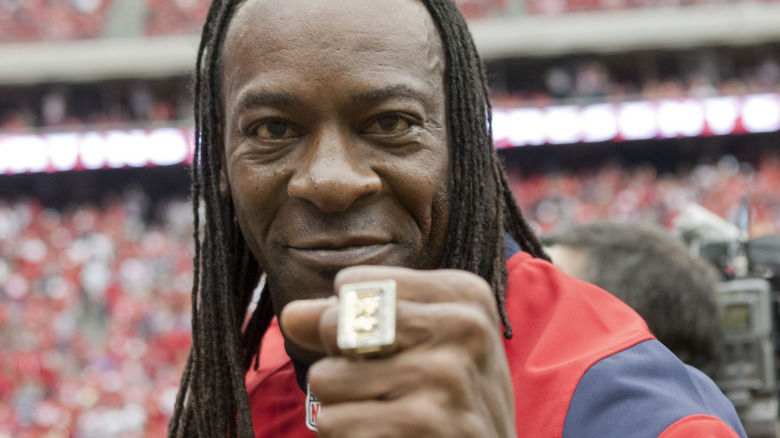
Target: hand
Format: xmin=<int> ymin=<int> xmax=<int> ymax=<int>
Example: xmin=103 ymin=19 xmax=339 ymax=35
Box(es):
xmin=280 ymin=265 xmax=517 ymax=438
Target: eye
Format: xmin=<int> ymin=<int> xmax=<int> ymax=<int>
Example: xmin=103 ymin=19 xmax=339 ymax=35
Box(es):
xmin=255 ymin=120 xmax=299 ymax=140
xmin=365 ymin=115 xmax=413 ymax=135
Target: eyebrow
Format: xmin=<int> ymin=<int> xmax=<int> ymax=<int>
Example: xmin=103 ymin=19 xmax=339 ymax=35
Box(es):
xmin=236 ymin=90 xmax=302 ymax=112
xmin=235 ymin=85 xmax=425 ymax=112
xmin=350 ymin=84 xmax=426 ymax=106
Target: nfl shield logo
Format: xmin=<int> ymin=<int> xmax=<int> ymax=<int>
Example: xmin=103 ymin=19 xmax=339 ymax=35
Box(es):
xmin=306 ymin=384 xmax=322 ymax=431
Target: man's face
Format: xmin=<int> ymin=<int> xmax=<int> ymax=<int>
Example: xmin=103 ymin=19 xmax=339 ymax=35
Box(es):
xmin=220 ymin=0 xmax=450 ymax=324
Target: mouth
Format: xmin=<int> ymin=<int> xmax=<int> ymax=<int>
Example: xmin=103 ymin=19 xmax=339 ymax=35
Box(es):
xmin=287 ymin=237 xmax=394 ymax=268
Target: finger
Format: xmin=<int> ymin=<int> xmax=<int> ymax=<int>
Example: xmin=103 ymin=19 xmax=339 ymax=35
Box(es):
xmin=314 ymin=398 xmax=433 ymax=438
xmin=311 ymin=301 xmax=516 ymax=438
xmin=280 ymin=267 xmax=498 ymax=357
xmin=335 ymin=265 xmax=499 ymax=325
xmin=314 ymin=394 xmax=481 ymax=438
xmin=279 ymin=296 xmax=337 ymax=354
xmin=318 ymin=299 xmax=426 ymax=357
xmin=308 ymin=341 xmax=473 ymax=404
xmin=314 ymin=299 xmax=499 ymax=391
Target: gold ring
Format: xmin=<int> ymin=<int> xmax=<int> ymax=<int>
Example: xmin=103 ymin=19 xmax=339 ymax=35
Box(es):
xmin=337 ymin=279 xmax=397 ymax=359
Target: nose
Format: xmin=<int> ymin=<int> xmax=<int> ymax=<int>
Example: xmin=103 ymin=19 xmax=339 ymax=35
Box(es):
xmin=287 ymin=128 xmax=382 ymax=212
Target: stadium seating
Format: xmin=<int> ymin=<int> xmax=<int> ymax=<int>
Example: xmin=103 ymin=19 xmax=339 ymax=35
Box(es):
xmin=0 ymin=196 xmax=193 ymax=435
xmin=3 ymin=0 xmax=780 ymax=435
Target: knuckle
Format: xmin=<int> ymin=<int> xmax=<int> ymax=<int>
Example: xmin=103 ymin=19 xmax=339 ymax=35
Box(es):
xmin=450 ymin=305 xmax=497 ymax=351
xmin=306 ymin=358 xmax=340 ymax=402
xmin=458 ymin=411 xmax=491 ymax=437
xmin=425 ymin=349 xmax=471 ymax=388
xmin=401 ymin=394 xmax=482 ymax=437
xmin=438 ymin=270 xmax=496 ymax=309
xmin=402 ymin=396 xmax=448 ymax=434
xmin=311 ymin=410 xmax=336 ymax=437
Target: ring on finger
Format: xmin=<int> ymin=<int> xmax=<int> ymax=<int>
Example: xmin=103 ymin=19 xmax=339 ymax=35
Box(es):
xmin=337 ymin=279 xmax=397 ymax=359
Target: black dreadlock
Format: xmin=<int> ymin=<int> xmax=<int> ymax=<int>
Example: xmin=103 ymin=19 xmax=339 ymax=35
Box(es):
xmin=168 ymin=0 xmax=549 ymax=436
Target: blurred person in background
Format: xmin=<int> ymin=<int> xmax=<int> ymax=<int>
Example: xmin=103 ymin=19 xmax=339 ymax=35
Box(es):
xmin=168 ymin=0 xmax=746 ymax=437
xmin=545 ymin=220 xmax=725 ymax=378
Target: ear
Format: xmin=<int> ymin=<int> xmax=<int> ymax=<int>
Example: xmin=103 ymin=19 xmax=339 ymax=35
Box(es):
xmin=218 ymin=123 xmax=232 ymax=198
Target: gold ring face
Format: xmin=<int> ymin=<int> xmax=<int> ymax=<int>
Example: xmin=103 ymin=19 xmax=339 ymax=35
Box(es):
xmin=337 ymin=279 xmax=396 ymax=358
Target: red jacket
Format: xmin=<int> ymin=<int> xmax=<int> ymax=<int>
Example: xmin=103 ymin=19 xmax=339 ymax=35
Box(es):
xmin=245 ymin=252 xmax=746 ymax=437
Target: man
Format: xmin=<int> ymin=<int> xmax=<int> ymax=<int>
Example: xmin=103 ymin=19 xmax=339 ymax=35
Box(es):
xmin=168 ymin=0 xmax=747 ymax=437
xmin=545 ymin=221 xmax=725 ymax=378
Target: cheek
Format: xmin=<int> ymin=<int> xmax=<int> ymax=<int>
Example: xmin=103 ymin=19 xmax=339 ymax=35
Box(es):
xmin=228 ymin=165 xmax=284 ymax=256
xmin=426 ymin=148 xmax=451 ymax=262
xmin=428 ymin=173 xmax=451 ymax=252
xmin=392 ymin=150 xmax=450 ymax=232
xmin=397 ymin=159 xmax=449 ymax=269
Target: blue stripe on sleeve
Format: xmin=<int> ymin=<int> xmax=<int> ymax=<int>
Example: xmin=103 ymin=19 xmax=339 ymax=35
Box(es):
xmin=505 ymin=233 xmax=522 ymax=259
xmin=563 ymin=339 xmax=747 ymax=438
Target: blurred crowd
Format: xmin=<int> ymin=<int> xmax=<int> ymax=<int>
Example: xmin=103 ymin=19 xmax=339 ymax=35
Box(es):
xmin=2 ymin=1 xmax=779 ymax=437
xmin=0 ymin=192 xmax=194 ymax=437
xmin=524 ymin=0 xmax=780 ymax=16
xmin=508 ymin=153 xmax=780 ymax=236
xmin=143 ymin=0 xmax=210 ymax=37
xmin=0 ymin=79 xmax=191 ymax=133
xmin=2 ymin=0 xmax=779 ymax=134
xmin=490 ymin=55 xmax=780 ymax=109
xmin=0 ymin=0 xmax=111 ymax=43
xmin=0 ymin=0 xmax=209 ymax=43
xmin=1 ymin=152 xmax=779 ymax=436
xmin=2 ymin=0 xmax=780 ymax=43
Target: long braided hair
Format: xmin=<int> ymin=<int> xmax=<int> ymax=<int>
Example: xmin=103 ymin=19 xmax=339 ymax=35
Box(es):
xmin=169 ymin=0 xmax=548 ymax=436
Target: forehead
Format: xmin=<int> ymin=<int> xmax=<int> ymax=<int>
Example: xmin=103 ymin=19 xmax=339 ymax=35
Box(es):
xmin=220 ymin=0 xmax=445 ymax=95
xmin=228 ymin=0 xmax=437 ymax=38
